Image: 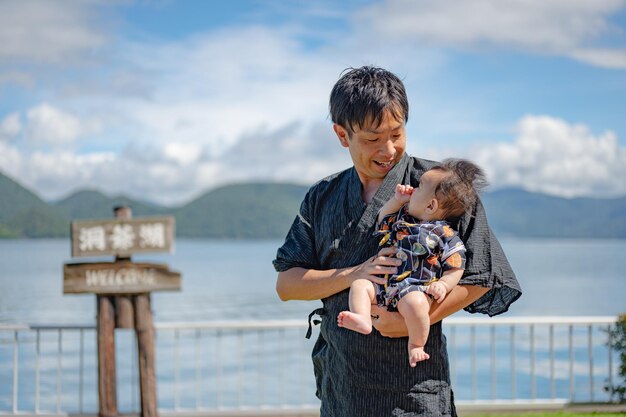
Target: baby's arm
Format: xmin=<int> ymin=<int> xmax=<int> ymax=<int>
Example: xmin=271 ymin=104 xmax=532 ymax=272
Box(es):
xmin=378 ymin=184 xmax=414 ymax=223
xmin=427 ymin=268 xmax=463 ymax=302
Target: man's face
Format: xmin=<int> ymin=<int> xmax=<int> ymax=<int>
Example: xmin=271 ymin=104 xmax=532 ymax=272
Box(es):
xmin=334 ymin=111 xmax=406 ymax=183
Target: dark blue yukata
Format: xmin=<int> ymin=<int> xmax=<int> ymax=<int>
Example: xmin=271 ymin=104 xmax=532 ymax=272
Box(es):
xmin=274 ymin=153 xmax=521 ymax=417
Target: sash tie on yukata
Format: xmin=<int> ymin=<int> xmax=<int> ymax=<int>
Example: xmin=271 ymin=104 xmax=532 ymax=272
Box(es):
xmin=306 ymin=307 xmax=326 ymax=339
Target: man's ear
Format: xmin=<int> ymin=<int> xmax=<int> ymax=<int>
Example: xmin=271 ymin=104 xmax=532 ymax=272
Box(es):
xmin=333 ymin=124 xmax=350 ymax=148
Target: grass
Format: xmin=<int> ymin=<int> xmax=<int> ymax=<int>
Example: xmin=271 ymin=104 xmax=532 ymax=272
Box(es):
xmin=468 ymin=413 xmax=625 ymax=417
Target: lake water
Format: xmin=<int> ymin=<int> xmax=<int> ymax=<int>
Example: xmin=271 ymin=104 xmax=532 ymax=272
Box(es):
xmin=0 ymin=238 xmax=625 ymax=325
xmin=0 ymin=238 xmax=625 ymax=412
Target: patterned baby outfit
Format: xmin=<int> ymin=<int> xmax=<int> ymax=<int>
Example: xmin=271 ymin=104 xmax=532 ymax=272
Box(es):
xmin=375 ymin=205 xmax=466 ymax=310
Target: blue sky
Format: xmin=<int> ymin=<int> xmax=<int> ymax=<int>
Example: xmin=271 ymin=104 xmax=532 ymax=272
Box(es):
xmin=1 ymin=0 xmax=625 ymax=205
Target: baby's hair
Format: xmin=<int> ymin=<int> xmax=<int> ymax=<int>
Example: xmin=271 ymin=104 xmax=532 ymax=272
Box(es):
xmin=430 ymin=158 xmax=488 ymax=219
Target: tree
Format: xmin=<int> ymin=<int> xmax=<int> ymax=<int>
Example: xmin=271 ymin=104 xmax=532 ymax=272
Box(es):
xmin=605 ymin=314 xmax=626 ymax=402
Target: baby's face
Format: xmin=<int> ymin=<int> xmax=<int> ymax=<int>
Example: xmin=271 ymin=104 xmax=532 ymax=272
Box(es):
xmin=407 ymin=169 xmax=444 ymax=220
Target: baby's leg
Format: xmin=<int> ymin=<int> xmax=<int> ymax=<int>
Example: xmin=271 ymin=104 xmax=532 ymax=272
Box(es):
xmin=337 ymin=278 xmax=376 ymax=334
xmin=396 ymin=290 xmax=433 ymax=366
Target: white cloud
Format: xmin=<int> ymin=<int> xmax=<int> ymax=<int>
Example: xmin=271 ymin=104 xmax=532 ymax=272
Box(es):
xmin=163 ymin=142 xmax=203 ymax=166
xmin=357 ymin=0 xmax=626 ymax=69
xmin=103 ymin=25 xmax=346 ymax=160
xmin=0 ymin=0 xmax=108 ymax=65
xmin=2 ymin=111 xmax=624 ymax=205
xmin=0 ymin=119 xmax=350 ymax=205
xmin=0 ymin=18 xmax=356 ymax=204
xmin=473 ymin=115 xmax=626 ymax=197
xmin=24 ymin=103 xmax=101 ymax=146
xmin=569 ymin=48 xmax=626 ymax=69
xmin=1 ymin=1 xmax=625 ymax=204
xmin=0 ymin=112 xmax=21 ymax=138
xmin=0 ymin=142 xmax=22 ymax=175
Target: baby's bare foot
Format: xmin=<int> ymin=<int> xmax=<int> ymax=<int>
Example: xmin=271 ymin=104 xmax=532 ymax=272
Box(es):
xmin=408 ymin=343 xmax=430 ymax=367
xmin=337 ymin=311 xmax=372 ymax=334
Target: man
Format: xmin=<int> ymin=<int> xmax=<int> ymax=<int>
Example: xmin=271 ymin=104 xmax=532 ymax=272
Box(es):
xmin=274 ymin=66 xmax=521 ymax=416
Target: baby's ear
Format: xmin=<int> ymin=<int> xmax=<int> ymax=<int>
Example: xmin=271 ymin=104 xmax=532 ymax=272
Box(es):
xmin=426 ymin=198 xmax=439 ymax=213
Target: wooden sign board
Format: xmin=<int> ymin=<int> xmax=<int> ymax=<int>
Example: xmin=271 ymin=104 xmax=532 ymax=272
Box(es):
xmin=71 ymin=216 xmax=174 ymax=258
xmin=64 ymin=261 xmax=181 ymax=294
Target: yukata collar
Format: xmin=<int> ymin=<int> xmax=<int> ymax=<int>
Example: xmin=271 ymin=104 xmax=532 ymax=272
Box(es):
xmin=353 ymin=153 xmax=411 ymax=233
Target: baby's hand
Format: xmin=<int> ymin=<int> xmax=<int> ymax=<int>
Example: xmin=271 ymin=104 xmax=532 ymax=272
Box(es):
xmin=426 ymin=281 xmax=447 ymax=302
xmin=394 ymin=184 xmax=414 ymax=204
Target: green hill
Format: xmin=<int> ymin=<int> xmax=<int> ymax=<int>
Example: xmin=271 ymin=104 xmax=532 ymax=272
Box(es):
xmin=1 ymin=169 xmax=625 ymax=239
xmin=54 ymin=189 xmax=166 ymax=219
xmin=174 ymin=182 xmax=308 ymax=238
xmin=482 ymin=188 xmax=626 ymax=238
xmin=0 ymin=171 xmax=68 ymax=237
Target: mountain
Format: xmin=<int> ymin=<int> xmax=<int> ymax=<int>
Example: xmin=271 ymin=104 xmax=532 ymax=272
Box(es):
xmin=482 ymin=188 xmax=626 ymax=238
xmin=1 ymin=169 xmax=625 ymax=239
xmin=52 ymin=182 xmax=308 ymax=239
xmin=0 ymin=171 xmax=67 ymax=237
xmin=174 ymin=182 xmax=308 ymax=238
xmin=54 ymin=189 xmax=167 ymax=219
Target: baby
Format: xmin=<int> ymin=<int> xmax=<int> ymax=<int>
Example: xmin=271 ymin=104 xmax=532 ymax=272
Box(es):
xmin=338 ymin=158 xmax=487 ymax=366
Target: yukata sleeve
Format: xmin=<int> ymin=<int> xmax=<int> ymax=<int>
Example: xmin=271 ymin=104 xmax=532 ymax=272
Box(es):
xmin=273 ymin=189 xmax=319 ymax=272
xmin=456 ymin=199 xmax=522 ymax=316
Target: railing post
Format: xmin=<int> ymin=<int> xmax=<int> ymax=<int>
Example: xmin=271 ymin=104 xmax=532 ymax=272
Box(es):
xmin=237 ymin=329 xmax=243 ymax=408
xmin=471 ymin=325 xmax=476 ymax=400
xmin=588 ymin=324 xmax=594 ymax=402
xmin=549 ymin=324 xmax=554 ymax=399
xmin=216 ymin=329 xmax=222 ymax=409
xmin=195 ymin=329 xmax=202 ymax=409
xmin=569 ymin=324 xmax=574 ymax=402
xmin=80 ymin=328 xmax=85 ymax=414
xmin=258 ymin=330 xmax=264 ymax=407
xmin=57 ymin=329 xmax=63 ymax=413
xmin=174 ymin=328 xmax=180 ymax=410
xmin=279 ymin=328 xmax=285 ymax=406
xmin=607 ymin=324 xmax=614 ymax=402
xmin=491 ymin=325 xmax=496 ymax=400
xmin=510 ymin=325 xmax=515 ymax=400
xmin=530 ymin=324 xmax=535 ymax=400
xmin=12 ymin=330 xmax=18 ymax=414
xmin=35 ymin=329 xmax=40 ymax=414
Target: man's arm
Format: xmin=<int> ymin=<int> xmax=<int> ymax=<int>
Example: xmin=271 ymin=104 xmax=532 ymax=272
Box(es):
xmin=276 ymin=267 xmax=352 ymax=301
xmin=371 ymin=285 xmax=489 ymax=337
xmin=276 ymin=246 xmax=401 ymax=301
xmin=429 ymin=284 xmax=489 ymax=323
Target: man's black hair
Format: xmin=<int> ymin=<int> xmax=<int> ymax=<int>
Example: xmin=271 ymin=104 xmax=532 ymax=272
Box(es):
xmin=329 ymin=66 xmax=409 ymax=134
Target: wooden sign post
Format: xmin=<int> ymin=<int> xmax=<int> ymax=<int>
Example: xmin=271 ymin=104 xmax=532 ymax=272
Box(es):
xmin=64 ymin=207 xmax=180 ymax=417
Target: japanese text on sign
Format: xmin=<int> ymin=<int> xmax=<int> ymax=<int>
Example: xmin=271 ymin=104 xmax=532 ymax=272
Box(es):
xmin=71 ymin=217 xmax=174 ymax=257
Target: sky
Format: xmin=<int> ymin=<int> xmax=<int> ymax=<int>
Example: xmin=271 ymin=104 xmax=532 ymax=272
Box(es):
xmin=1 ymin=0 xmax=625 ymax=206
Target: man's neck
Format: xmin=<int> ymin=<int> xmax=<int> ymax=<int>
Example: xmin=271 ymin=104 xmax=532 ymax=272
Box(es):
xmin=360 ymin=177 xmax=384 ymax=204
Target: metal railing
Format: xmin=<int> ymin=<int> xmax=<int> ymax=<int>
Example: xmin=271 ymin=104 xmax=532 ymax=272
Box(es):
xmin=444 ymin=316 xmax=619 ymax=405
xmin=0 ymin=316 xmax=620 ymax=415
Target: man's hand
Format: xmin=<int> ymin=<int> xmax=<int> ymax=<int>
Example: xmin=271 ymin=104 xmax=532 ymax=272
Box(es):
xmin=370 ymin=304 xmax=408 ymax=337
xmin=349 ymin=246 xmax=401 ymax=286
xmin=426 ymin=281 xmax=448 ymax=302
xmin=394 ymin=184 xmax=414 ymax=204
